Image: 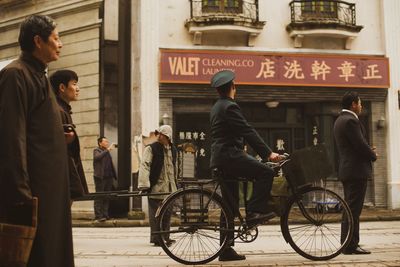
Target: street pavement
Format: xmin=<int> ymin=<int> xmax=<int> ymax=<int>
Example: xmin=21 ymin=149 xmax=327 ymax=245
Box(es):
xmin=73 ymin=221 xmax=400 ymax=267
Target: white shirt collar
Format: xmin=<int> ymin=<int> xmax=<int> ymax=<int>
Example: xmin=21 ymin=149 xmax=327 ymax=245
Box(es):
xmin=342 ymin=109 xmax=358 ymax=120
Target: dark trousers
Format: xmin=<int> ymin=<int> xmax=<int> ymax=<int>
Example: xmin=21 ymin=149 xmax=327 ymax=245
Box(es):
xmin=148 ymin=198 xmax=171 ymax=243
xmin=341 ymin=179 xmax=368 ymax=250
xmin=94 ymin=176 xmax=114 ymax=219
xmin=219 ymin=153 xmax=275 ymax=247
xmin=222 ymin=153 xmax=275 ymax=214
xmin=220 ymin=180 xmax=239 ymax=246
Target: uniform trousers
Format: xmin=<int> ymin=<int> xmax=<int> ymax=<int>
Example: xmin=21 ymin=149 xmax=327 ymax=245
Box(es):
xmin=219 ymin=153 xmax=275 ymax=246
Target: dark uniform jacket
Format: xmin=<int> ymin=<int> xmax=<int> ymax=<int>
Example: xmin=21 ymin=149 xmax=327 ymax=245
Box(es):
xmin=0 ymin=52 xmax=74 ymax=267
xmin=210 ymin=96 xmax=272 ymax=167
xmin=57 ymin=97 xmax=89 ymax=199
xmin=334 ymin=111 xmax=377 ymax=181
xmin=93 ymin=147 xmax=117 ymax=179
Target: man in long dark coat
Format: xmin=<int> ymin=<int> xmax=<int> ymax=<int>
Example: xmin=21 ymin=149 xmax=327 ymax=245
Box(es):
xmin=334 ymin=91 xmax=377 ymax=255
xmin=50 ymin=69 xmax=89 ymax=201
xmin=0 ymin=15 xmax=74 ymax=267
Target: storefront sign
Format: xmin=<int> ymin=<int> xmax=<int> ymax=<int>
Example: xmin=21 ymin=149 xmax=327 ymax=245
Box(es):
xmin=160 ymin=49 xmax=390 ymax=88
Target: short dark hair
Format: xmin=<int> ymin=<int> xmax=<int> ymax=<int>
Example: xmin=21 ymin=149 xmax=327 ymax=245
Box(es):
xmin=216 ymin=81 xmax=233 ymax=97
xmin=50 ymin=70 xmax=78 ymax=96
xmin=97 ymin=136 xmax=106 ymax=146
xmin=341 ymin=91 xmax=360 ymax=109
xmin=18 ymin=15 xmax=57 ymax=53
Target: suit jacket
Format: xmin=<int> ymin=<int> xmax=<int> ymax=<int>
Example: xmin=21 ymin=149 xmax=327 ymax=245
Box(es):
xmin=210 ymin=96 xmax=272 ymax=167
xmin=93 ymin=147 xmax=117 ymax=179
xmin=333 ymin=111 xmax=377 ymax=181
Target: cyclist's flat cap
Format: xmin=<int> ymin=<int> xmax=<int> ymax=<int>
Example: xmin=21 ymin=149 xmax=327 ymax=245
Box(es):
xmin=210 ymin=70 xmax=235 ymax=88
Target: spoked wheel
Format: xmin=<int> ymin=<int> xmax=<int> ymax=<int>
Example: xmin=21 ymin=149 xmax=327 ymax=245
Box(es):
xmin=281 ymin=187 xmax=353 ymax=261
xmin=156 ymin=188 xmax=230 ymax=265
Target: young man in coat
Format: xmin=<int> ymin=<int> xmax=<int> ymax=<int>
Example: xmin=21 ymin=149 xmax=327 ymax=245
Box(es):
xmin=50 ymin=69 xmax=89 ymax=202
xmin=209 ymin=70 xmax=282 ymax=261
xmin=334 ymin=91 xmax=377 ymax=255
xmin=93 ymin=136 xmax=117 ymax=222
xmin=0 ymin=15 xmax=74 ymax=267
xmin=138 ymin=125 xmax=178 ymax=246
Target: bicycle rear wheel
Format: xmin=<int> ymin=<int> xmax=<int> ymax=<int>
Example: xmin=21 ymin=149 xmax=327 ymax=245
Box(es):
xmin=156 ymin=188 xmax=230 ymax=265
xmin=281 ymin=187 xmax=353 ymax=261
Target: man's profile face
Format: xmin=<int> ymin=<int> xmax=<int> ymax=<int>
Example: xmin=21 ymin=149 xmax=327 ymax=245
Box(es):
xmin=351 ymin=98 xmax=362 ymax=115
xmin=36 ymin=29 xmax=62 ymax=63
xmin=99 ymin=138 xmax=109 ymax=149
xmin=157 ymin=133 xmax=170 ymax=145
xmin=60 ymin=79 xmax=79 ymax=102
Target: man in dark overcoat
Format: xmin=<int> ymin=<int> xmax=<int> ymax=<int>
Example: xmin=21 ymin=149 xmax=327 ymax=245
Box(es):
xmin=334 ymin=91 xmax=377 ymax=255
xmin=50 ymin=69 xmax=89 ymax=201
xmin=0 ymin=15 xmax=74 ymax=266
xmin=93 ymin=136 xmax=117 ymax=222
xmin=209 ymin=70 xmax=281 ymax=261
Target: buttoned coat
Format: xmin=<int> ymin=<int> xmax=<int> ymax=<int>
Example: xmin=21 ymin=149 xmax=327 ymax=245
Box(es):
xmin=0 ymin=53 xmax=74 ymax=267
xmin=57 ymin=97 xmax=89 ymax=199
xmin=333 ymin=111 xmax=377 ymax=181
xmin=93 ymin=147 xmax=117 ymax=179
xmin=210 ymin=96 xmax=272 ymax=168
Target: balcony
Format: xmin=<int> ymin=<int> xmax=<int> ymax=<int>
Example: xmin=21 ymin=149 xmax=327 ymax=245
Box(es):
xmin=286 ymin=0 xmax=363 ymax=49
xmin=185 ymin=0 xmax=265 ymax=46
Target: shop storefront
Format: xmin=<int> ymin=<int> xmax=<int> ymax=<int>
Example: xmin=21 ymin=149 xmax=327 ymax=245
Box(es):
xmin=159 ymin=49 xmax=390 ymax=206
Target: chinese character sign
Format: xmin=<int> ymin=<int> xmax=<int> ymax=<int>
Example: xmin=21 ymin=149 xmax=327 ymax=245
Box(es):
xmin=160 ymin=49 xmax=389 ymax=88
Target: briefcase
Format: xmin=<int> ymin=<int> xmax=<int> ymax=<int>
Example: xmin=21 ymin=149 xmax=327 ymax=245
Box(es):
xmin=0 ymin=197 xmax=38 ymax=267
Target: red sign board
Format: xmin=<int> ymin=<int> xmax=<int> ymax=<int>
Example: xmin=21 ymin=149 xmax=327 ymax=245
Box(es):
xmin=160 ymin=49 xmax=390 ymax=88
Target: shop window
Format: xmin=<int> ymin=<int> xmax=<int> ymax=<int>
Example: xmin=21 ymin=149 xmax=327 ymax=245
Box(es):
xmin=202 ymin=0 xmax=243 ymax=14
xmin=301 ymin=0 xmax=338 ymax=19
xmin=176 ymin=113 xmax=211 ymax=179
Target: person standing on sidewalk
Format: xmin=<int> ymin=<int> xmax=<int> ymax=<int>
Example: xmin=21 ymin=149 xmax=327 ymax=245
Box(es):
xmin=138 ymin=125 xmax=178 ymax=246
xmin=0 ymin=15 xmax=74 ymax=267
xmin=93 ymin=136 xmax=117 ymax=222
xmin=334 ymin=91 xmax=377 ymax=255
xmin=50 ymin=69 xmax=89 ymax=202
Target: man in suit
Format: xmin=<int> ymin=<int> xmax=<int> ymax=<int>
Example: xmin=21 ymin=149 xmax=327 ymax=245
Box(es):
xmin=210 ymin=70 xmax=281 ymax=261
xmin=334 ymin=91 xmax=377 ymax=255
xmin=93 ymin=136 xmax=117 ymax=222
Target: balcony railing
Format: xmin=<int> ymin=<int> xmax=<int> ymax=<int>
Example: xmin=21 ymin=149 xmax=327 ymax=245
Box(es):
xmin=189 ymin=0 xmax=260 ymax=23
xmin=288 ymin=0 xmax=359 ymax=28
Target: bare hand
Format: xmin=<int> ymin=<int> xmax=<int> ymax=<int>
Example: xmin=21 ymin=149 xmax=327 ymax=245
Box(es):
xmin=64 ymin=132 xmax=75 ymax=144
xmin=372 ymin=146 xmax=379 ymax=157
xmin=268 ymin=152 xmax=281 ymax=162
xmin=108 ymin=143 xmax=115 ymax=151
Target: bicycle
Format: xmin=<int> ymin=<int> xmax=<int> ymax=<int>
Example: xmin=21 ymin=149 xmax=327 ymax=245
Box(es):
xmin=154 ymin=153 xmax=354 ymax=265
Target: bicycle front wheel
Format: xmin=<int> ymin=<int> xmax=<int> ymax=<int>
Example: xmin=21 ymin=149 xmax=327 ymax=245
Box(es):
xmin=281 ymin=187 xmax=353 ymax=261
xmin=156 ymin=188 xmax=230 ymax=265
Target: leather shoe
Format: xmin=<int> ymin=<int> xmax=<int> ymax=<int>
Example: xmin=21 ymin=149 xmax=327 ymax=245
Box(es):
xmin=218 ymin=247 xmax=246 ymax=261
xmin=343 ymin=246 xmax=371 ymax=255
xmin=246 ymin=212 xmax=276 ymax=228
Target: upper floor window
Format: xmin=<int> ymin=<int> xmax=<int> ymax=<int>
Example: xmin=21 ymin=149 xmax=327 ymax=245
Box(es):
xmin=301 ymin=0 xmax=338 ymax=18
xmin=202 ymin=0 xmax=243 ymax=14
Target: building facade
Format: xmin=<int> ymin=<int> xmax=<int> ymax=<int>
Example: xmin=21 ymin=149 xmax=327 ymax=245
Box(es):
xmin=1 ymin=0 xmax=399 ymax=213
xmin=141 ymin=0 xmax=400 ymax=209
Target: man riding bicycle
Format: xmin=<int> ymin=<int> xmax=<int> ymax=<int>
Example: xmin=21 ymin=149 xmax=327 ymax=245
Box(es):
xmin=210 ymin=70 xmax=282 ymax=261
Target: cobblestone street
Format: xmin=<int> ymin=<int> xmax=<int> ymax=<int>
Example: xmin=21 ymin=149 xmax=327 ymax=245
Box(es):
xmin=73 ymin=221 xmax=400 ymax=267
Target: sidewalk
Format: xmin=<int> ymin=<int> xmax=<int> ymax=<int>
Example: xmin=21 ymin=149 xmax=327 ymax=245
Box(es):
xmin=72 ymin=207 xmax=400 ymax=227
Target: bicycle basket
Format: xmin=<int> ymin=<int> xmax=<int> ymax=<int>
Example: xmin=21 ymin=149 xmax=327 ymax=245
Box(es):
xmin=282 ymin=144 xmax=333 ymax=188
